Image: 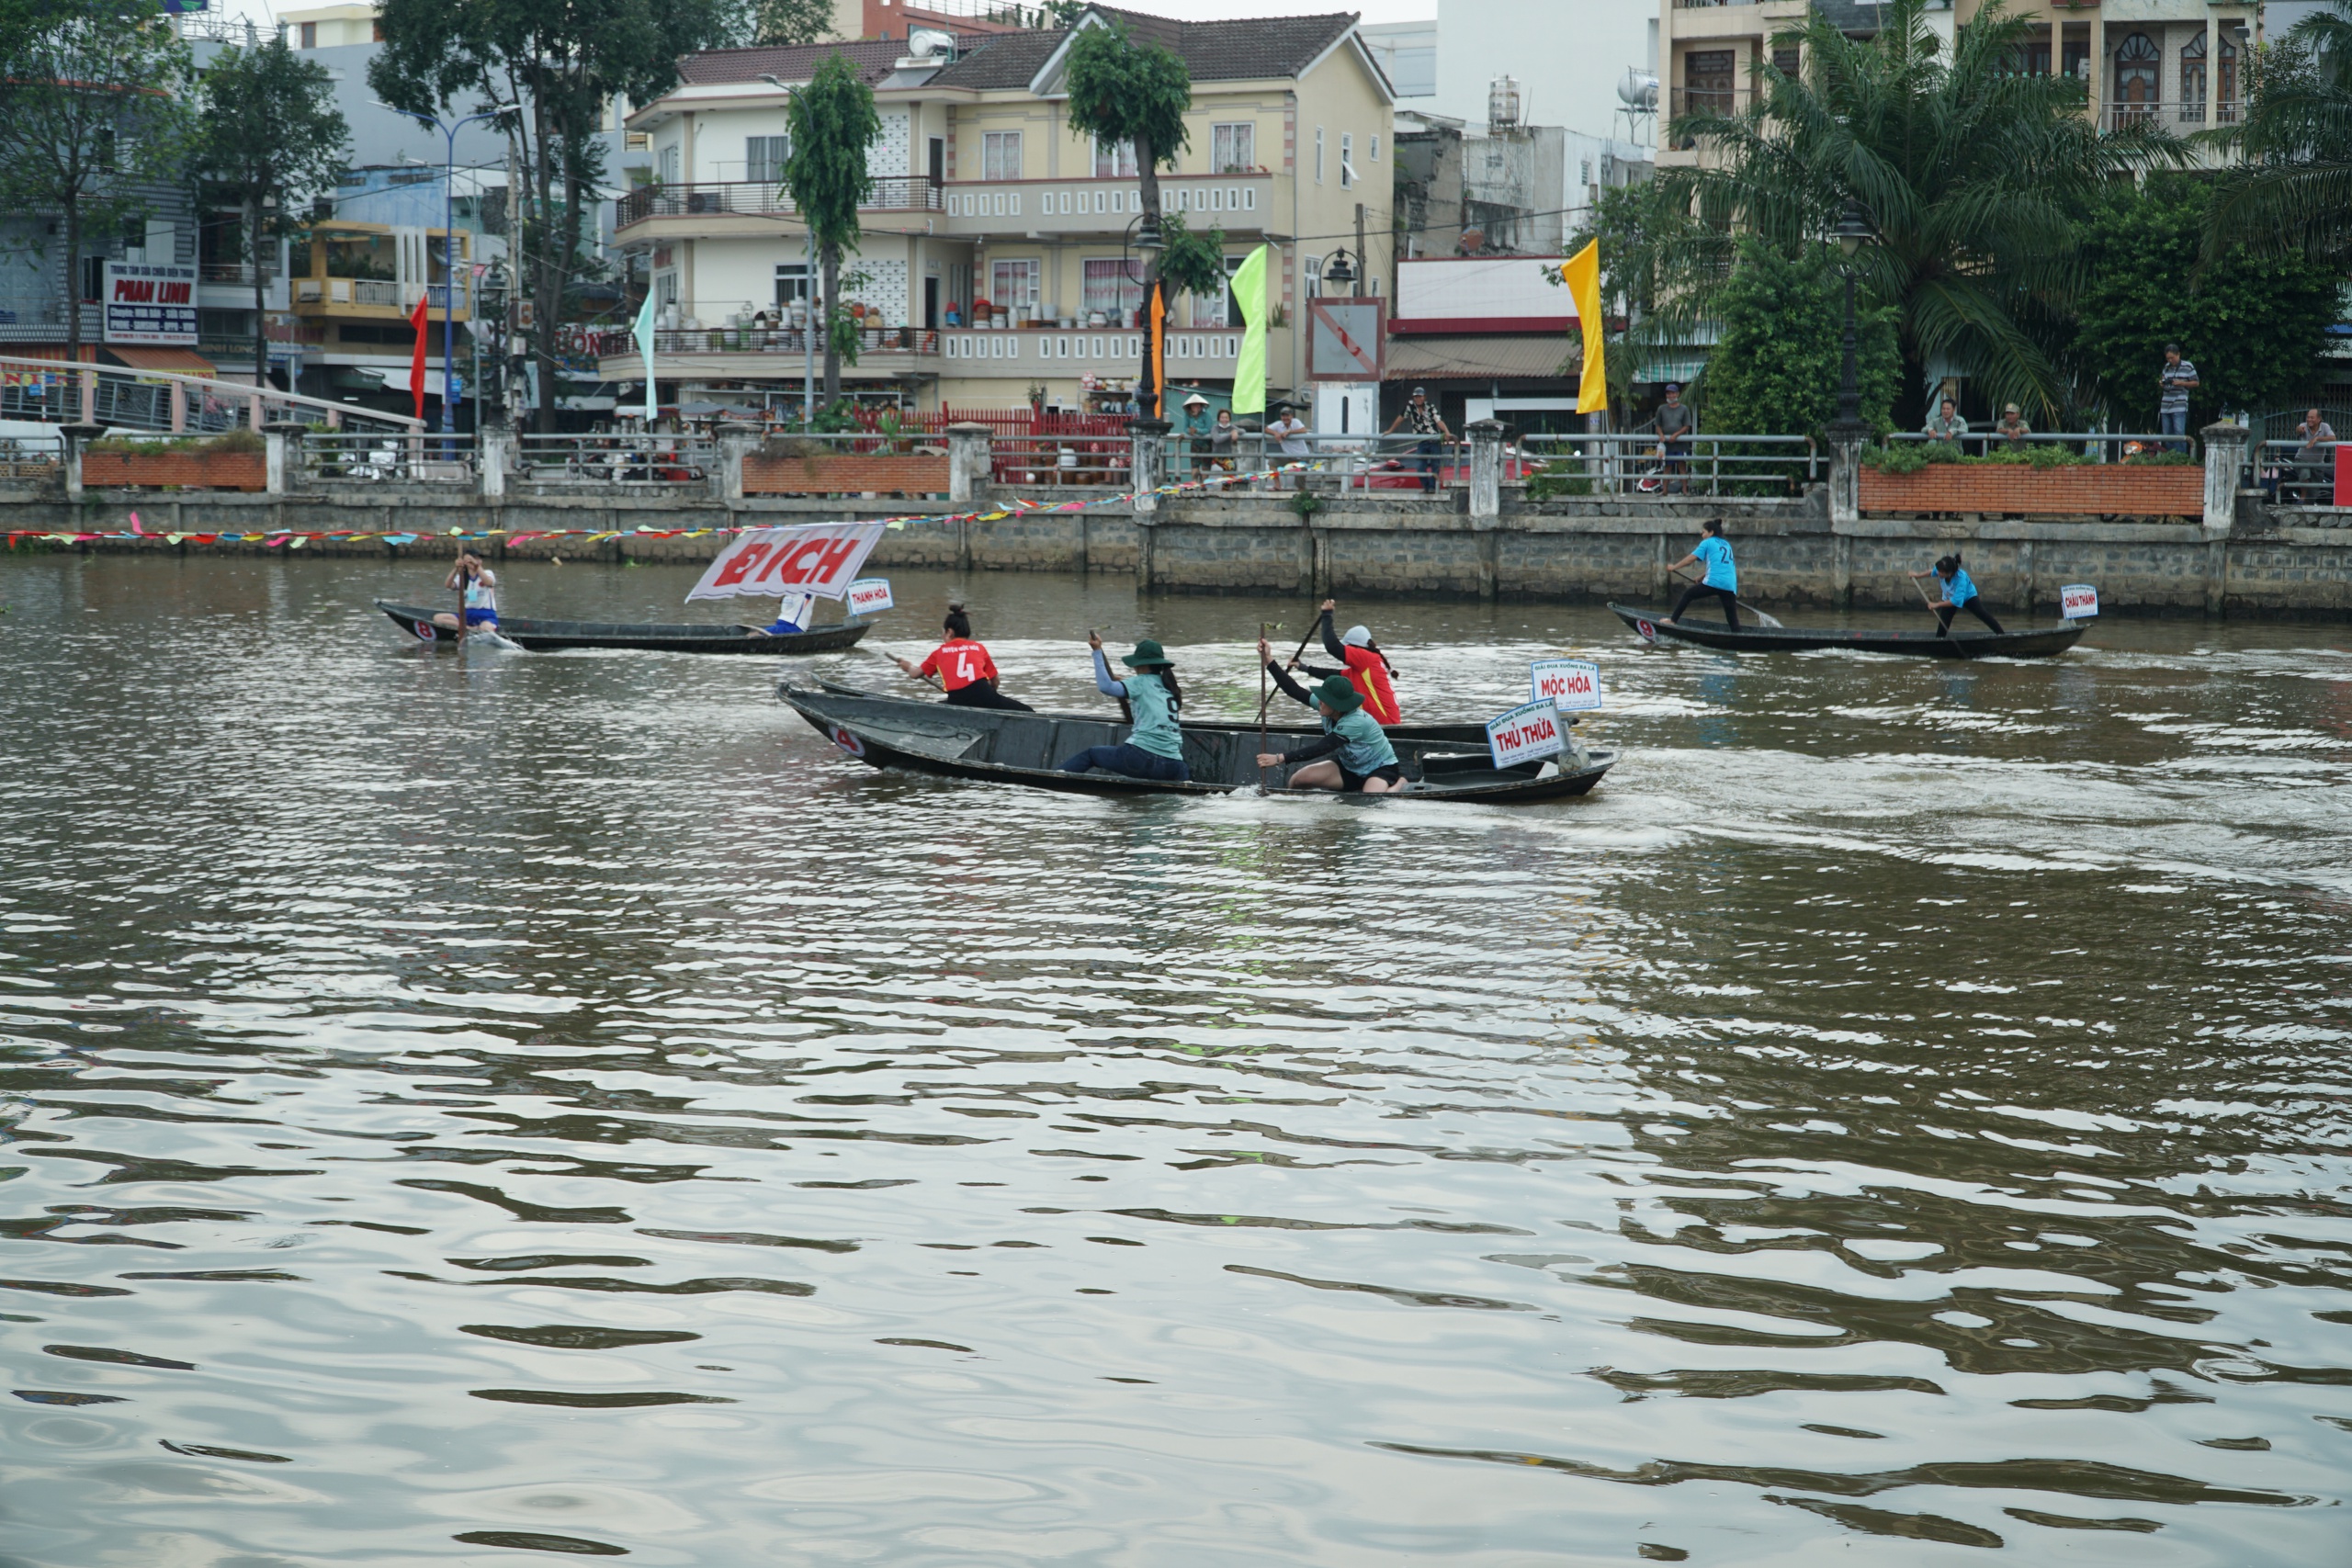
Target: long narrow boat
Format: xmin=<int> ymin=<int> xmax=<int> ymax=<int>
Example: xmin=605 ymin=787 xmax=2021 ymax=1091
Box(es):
xmin=806 ymin=678 xmax=1504 ymax=748
xmin=376 ymin=600 xmax=873 ymax=654
xmin=779 ymin=683 xmax=1615 ymax=804
xmin=1607 ymin=603 xmax=2085 ymax=660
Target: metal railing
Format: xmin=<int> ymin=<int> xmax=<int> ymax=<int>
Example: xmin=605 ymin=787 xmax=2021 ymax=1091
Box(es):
xmin=0 ymin=354 xmax=421 ymax=437
xmin=1520 ymin=432 xmax=1821 ymax=497
xmin=2252 ymin=438 xmax=2341 ymax=505
xmin=650 ymin=325 xmax=942 ymax=357
xmin=615 ymin=176 xmax=944 ymax=230
xmin=1885 ymin=429 xmax=2185 ymax=460
xmin=514 ymin=433 xmax=713 ymax=485
xmin=992 ymin=434 xmax=1130 ymax=488
xmin=305 ymin=431 xmax=477 ymax=482
xmin=0 ymin=431 xmax=60 ymax=480
xmin=293 ymin=277 xmax=470 ymax=311
xmin=199 ymin=261 xmax=280 ymax=286
xmin=2101 ymin=97 xmax=2242 ymax=130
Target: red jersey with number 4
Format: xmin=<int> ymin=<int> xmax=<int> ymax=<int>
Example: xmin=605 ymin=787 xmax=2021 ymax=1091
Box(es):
xmin=917 ymin=637 xmax=999 ymax=692
xmin=1345 ymin=646 xmax=1401 ymax=724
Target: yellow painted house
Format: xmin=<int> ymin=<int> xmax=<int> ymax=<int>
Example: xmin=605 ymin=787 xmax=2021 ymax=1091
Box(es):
xmin=611 ymin=6 xmax=1396 ymax=415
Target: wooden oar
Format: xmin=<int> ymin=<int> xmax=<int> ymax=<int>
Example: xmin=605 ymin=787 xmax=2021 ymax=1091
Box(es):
xmin=859 ymin=641 xmax=941 ymax=690
xmin=1258 ymin=621 xmax=1272 ymax=795
xmin=1909 ymin=570 xmax=1971 ymax=657
xmin=1667 ymin=568 xmax=1785 ymax=629
xmin=1256 ymin=613 xmax=1317 ymax=722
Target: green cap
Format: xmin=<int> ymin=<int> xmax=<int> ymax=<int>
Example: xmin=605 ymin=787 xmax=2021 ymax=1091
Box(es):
xmin=1313 ymin=674 xmax=1363 ymax=712
xmin=1123 ymin=638 xmax=1172 ymax=669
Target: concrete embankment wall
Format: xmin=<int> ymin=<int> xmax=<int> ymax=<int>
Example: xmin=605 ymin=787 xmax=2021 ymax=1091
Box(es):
xmin=6 ymin=487 xmax=2349 ymax=617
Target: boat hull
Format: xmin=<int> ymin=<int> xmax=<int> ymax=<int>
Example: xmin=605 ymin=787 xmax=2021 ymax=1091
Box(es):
xmin=1607 ymin=603 xmax=2085 ymax=659
xmin=376 ymin=601 xmax=872 ymax=654
xmin=779 ymin=685 xmax=1613 ymax=805
xmin=804 ymin=678 xmax=1503 ymax=748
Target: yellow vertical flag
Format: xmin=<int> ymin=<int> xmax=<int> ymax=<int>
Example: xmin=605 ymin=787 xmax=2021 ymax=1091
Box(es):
xmin=1229 ymin=243 xmax=1272 ymax=415
xmin=1561 ymin=238 xmax=1607 ymax=415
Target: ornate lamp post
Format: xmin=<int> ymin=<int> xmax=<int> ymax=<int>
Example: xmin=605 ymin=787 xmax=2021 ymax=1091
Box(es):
xmin=1828 ymin=197 xmax=1876 ymax=437
xmin=477 ymin=261 xmax=508 ymax=425
xmin=1318 ymin=247 xmax=1358 ymax=297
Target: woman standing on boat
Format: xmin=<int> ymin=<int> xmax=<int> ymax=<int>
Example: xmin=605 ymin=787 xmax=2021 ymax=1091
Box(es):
xmin=1294 ymin=599 xmax=1402 ymax=725
xmin=1059 ymin=633 xmax=1189 ymax=782
xmin=1911 ymin=553 xmax=2005 ymax=635
xmin=896 ymin=604 xmax=1034 ymax=711
xmin=1665 ymin=519 xmax=1739 ymax=628
xmin=1257 ymin=639 xmax=1405 ymax=793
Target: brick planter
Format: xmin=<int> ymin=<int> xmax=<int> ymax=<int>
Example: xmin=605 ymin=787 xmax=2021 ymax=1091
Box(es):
xmin=82 ymin=450 xmax=266 ymax=491
xmin=1860 ymin=464 xmax=2202 ymax=517
xmin=743 ymin=453 xmax=949 ymax=496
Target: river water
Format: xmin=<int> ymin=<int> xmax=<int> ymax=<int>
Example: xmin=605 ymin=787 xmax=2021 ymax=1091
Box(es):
xmin=2 ymin=554 xmax=2347 ymax=1566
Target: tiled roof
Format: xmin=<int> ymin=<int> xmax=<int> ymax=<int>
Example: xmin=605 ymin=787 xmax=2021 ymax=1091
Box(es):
xmin=924 ymin=6 xmax=1365 ymax=93
xmin=678 ymin=39 xmax=909 ymax=87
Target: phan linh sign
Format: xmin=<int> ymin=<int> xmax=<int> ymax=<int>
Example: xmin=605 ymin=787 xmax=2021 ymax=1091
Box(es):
xmin=1486 ymin=700 xmax=1566 ymax=770
xmin=1530 ymin=658 xmax=1603 ymax=712
xmin=103 ymin=262 xmax=198 ymax=346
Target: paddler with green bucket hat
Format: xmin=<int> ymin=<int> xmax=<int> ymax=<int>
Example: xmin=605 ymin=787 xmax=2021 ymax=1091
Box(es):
xmin=1256 ymin=641 xmax=1405 ymax=793
xmin=1060 ymin=631 xmax=1191 ymax=782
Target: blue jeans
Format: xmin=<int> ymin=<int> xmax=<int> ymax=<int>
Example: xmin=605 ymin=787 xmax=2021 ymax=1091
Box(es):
xmin=1060 ymin=744 xmax=1190 ymax=782
xmin=2160 ymin=409 xmax=2188 ymax=450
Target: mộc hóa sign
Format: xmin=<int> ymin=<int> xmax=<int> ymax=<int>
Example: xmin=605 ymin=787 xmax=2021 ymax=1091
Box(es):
xmin=2060 ymin=583 xmax=2099 ymax=620
xmin=102 ymin=262 xmax=198 ymax=346
xmin=1530 ymin=657 xmax=1603 ymax=712
xmin=1486 ymin=699 xmax=1566 ymax=770
xmin=845 ymin=578 xmax=894 ymax=616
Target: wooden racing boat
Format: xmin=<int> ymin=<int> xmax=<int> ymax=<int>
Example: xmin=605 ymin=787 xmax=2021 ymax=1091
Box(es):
xmin=779 ymin=683 xmax=1614 ymax=804
xmin=1607 ymin=603 xmax=2085 ymax=660
xmin=376 ymin=600 xmax=873 ymax=654
xmin=806 ymin=677 xmax=1503 ymax=748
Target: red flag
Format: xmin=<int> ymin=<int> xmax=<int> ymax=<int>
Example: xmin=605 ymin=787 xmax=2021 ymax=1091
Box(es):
xmin=408 ymin=292 xmax=430 ymax=422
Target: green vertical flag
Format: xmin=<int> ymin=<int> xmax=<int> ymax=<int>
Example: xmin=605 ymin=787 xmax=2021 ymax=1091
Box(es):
xmin=1230 ymin=243 xmax=1272 ymax=416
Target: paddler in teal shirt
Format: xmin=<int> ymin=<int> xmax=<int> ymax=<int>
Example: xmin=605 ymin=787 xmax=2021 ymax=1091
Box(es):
xmin=1060 ymin=633 xmax=1191 ymax=782
xmin=1257 ymin=638 xmax=1405 ymax=793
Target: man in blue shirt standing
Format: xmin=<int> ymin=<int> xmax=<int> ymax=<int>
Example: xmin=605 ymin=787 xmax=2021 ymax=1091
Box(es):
xmin=1910 ymin=552 xmax=2005 ymax=635
xmin=2158 ymin=343 xmax=2198 ymax=450
xmin=1666 ymin=518 xmax=1742 ymax=628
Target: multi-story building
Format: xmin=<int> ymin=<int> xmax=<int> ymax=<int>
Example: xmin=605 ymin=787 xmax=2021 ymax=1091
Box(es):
xmin=605 ymin=6 xmax=1397 ymax=416
xmin=284 ymin=218 xmax=473 ymax=420
xmin=1657 ymin=0 xmax=2261 ymax=172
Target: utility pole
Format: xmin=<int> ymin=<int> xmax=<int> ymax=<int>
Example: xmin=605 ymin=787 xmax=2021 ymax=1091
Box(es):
xmin=1354 ymin=202 xmax=1366 ymax=298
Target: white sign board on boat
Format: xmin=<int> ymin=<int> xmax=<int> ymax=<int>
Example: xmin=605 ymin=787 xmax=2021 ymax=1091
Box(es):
xmin=1531 ymin=658 xmax=1603 ymax=712
xmin=2059 ymin=583 xmax=2099 ymax=620
xmin=1487 ymin=700 xmax=1566 ymax=770
xmin=686 ymin=522 xmax=886 ymax=603
xmin=845 ymin=578 xmax=894 ymax=616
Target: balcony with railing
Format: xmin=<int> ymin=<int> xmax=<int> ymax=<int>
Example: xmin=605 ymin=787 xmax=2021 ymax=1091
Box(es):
xmin=935 ymin=173 xmax=1275 ymax=238
xmin=614 ymin=175 xmax=944 ymax=233
xmin=2101 ymin=96 xmax=2240 ymax=130
xmin=291 ymin=277 xmax=471 ymax=317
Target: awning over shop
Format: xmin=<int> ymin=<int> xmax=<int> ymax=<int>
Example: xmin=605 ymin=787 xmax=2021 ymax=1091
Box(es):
xmin=1384 ymin=334 xmax=1578 ymax=383
xmin=101 ymin=346 xmax=217 ymax=376
xmin=0 ymin=344 xmax=96 ymax=365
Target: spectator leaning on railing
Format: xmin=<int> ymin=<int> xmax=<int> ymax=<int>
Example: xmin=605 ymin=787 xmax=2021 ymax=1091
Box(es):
xmin=1923 ymin=396 xmax=1969 ymax=443
xmin=1655 ymin=383 xmax=1694 ymax=493
xmin=1993 ymin=403 xmax=2032 ymax=450
xmin=2290 ymin=408 xmax=2337 ymax=500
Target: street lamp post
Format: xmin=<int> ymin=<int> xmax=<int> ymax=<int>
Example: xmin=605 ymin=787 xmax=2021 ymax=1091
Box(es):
xmin=377 ymin=100 xmax=515 ymax=441
xmin=1828 ymin=197 xmax=1875 ymax=436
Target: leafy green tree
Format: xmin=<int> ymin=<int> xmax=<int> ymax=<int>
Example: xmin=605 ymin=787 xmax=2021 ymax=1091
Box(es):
xmin=0 ymin=0 xmax=198 ymax=373
xmin=198 ymin=38 xmax=349 ymax=393
xmin=782 ymin=51 xmax=880 ymax=403
xmin=751 ymin=0 xmax=835 ymax=47
xmin=2206 ymin=0 xmax=2352 ymax=271
xmin=1663 ymin=0 xmax=2174 ymax=429
xmin=1063 ymin=20 xmax=1192 ymax=408
xmin=1154 ymin=208 xmax=1229 ymax=318
xmin=1698 ymin=236 xmax=1899 ymax=443
xmin=2072 ymin=175 xmax=2339 ymax=429
xmin=371 ymin=0 xmax=733 ymax=431
xmin=1557 ymin=180 xmax=1704 ymax=425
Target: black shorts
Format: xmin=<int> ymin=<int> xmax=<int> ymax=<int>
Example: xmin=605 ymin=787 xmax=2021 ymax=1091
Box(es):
xmin=1340 ymin=762 xmax=1406 ymax=791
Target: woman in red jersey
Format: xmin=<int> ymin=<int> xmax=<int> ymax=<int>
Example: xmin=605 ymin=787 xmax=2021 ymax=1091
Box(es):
xmin=1291 ymin=598 xmax=1401 ymax=725
xmin=896 ymin=604 xmax=1034 ymax=711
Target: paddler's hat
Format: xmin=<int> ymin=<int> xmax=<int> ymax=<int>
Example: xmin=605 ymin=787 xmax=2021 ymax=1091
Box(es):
xmin=1312 ymin=674 xmax=1363 ymax=712
xmin=1123 ymin=638 xmax=1173 ymax=668
xmin=1341 ymin=624 xmax=1373 ymax=648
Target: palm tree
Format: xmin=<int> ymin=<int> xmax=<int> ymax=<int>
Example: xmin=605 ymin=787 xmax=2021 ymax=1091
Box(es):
xmin=2206 ymin=0 xmax=2352 ymax=270
xmin=1659 ymin=0 xmax=2175 ymax=428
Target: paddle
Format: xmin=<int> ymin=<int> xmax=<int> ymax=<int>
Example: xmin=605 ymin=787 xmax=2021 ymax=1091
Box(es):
xmin=1256 ymin=609 xmax=1319 ymax=723
xmin=860 ymin=642 xmax=941 ymax=691
xmin=1909 ymin=570 xmax=1971 ymax=658
xmin=1667 ymin=568 xmax=1784 ymax=629
xmin=1258 ymin=622 xmax=1272 ymax=795
xmin=451 ymin=552 xmax=469 ymax=646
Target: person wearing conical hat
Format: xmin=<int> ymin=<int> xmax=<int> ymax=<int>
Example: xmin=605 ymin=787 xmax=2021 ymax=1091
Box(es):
xmin=1059 ymin=631 xmax=1191 ymax=783
xmin=1257 ymin=638 xmax=1404 ymax=793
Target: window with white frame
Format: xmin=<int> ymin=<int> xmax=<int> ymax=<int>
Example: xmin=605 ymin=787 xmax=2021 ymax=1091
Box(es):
xmin=1082 ymin=258 xmax=1144 ymax=321
xmin=658 ymin=143 xmax=680 ymax=184
xmin=1315 ymin=127 xmax=1325 ymax=183
xmin=746 ymin=135 xmax=790 ymax=185
xmin=989 ymin=258 xmax=1040 ymax=312
xmin=1191 ymin=253 xmax=1249 ymax=328
xmin=1340 ymin=132 xmax=1353 ymax=187
xmin=1304 ymin=254 xmax=1322 ymax=294
xmin=1371 ymin=133 xmax=1380 ymax=162
xmin=982 ymin=130 xmax=1023 ymax=181
xmin=1093 ymin=138 xmax=1137 ymax=178
xmin=774 ymin=262 xmax=809 ymax=308
xmin=1211 ymin=121 xmax=1255 ymax=173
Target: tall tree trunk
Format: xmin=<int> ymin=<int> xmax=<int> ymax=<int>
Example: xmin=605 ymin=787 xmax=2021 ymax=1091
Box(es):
xmin=250 ymin=197 xmax=270 ymax=398
xmin=820 ymin=240 xmax=841 ymax=405
xmin=530 ymin=96 xmax=560 ymax=434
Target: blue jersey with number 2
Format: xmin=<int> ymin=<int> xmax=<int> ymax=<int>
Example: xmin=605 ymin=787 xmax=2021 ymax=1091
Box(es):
xmin=1694 ymin=535 xmax=1736 ymax=592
